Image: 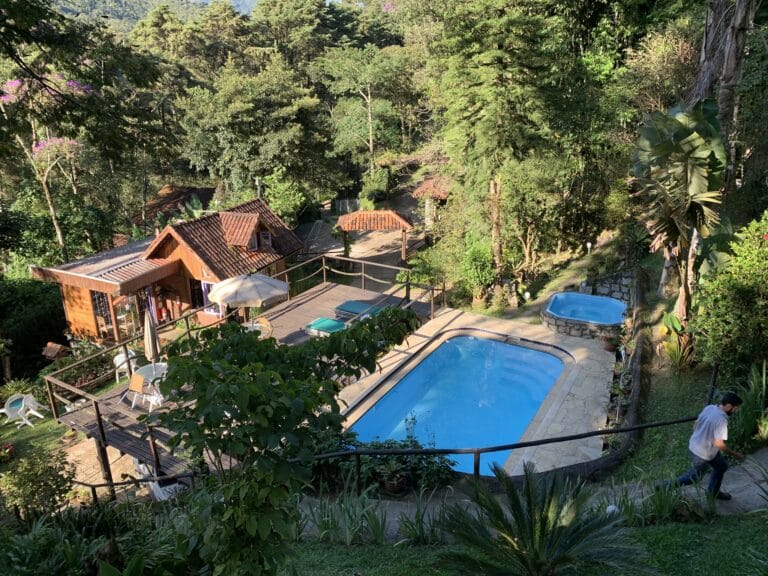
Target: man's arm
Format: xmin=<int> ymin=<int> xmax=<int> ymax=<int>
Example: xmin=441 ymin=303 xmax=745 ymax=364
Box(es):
xmin=714 ymin=439 xmax=744 ymax=460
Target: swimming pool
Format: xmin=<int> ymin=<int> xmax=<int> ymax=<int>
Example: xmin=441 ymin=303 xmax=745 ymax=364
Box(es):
xmin=349 ymin=335 xmax=565 ymax=475
xmin=541 ymin=292 xmax=626 ymax=340
xmin=546 ymin=292 xmax=626 ymax=324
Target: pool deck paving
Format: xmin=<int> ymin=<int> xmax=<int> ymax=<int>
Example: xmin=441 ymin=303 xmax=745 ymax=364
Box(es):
xmin=338 ymin=306 xmax=616 ymax=476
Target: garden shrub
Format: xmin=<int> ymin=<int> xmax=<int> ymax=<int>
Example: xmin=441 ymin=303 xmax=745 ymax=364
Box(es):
xmin=693 ymin=212 xmax=768 ymax=382
xmin=361 ymin=167 xmax=394 ymax=203
xmin=0 ymin=447 xmax=75 ymax=521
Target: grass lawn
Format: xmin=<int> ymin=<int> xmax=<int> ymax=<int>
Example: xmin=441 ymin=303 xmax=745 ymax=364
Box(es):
xmin=287 ymin=512 xmax=768 ymax=576
xmin=0 ymin=417 xmax=69 ymax=473
xmin=636 ymin=513 xmax=768 ymax=576
xmin=613 ymin=363 xmax=714 ymax=484
xmin=281 ymin=543 xmax=464 ymax=576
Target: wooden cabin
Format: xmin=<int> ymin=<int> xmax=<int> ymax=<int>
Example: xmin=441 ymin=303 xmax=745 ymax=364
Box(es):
xmin=31 ymin=199 xmax=303 ymax=342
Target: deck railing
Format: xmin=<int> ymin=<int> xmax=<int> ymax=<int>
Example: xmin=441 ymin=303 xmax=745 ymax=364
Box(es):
xmin=43 ymin=255 xmax=444 ymax=498
xmin=274 ymin=254 xmax=444 ymax=320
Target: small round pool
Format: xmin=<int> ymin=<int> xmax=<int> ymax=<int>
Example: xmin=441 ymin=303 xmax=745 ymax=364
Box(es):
xmin=542 ymin=292 xmax=626 ymax=340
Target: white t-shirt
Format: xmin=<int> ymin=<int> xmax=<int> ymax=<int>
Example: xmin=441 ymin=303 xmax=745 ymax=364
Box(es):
xmin=689 ymin=404 xmax=728 ymax=460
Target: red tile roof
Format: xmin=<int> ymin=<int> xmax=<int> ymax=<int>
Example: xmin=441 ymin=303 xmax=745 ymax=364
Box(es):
xmin=412 ymin=176 xmax=452 ymax=200
xmin=337 ymin=210 xmax=413 ymax=232
xmin=220 ymin=212 xmax=259 ymax=247
xmin=145 ymin=199 xmax=303 ymax=280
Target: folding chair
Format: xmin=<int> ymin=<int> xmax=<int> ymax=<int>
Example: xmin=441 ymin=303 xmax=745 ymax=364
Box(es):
xmin=121 ymin=373 xmax=149 ymax=410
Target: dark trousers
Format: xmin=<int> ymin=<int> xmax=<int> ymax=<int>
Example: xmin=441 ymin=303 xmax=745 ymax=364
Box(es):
xmin=676 ymin=450 xmax=728 ymax=494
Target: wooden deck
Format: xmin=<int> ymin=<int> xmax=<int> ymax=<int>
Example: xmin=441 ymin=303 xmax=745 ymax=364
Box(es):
xmin=52 ymin=278 xmax=437 ymax=489
xmin=57 ymin=387 xmax=189 ymax=477
xmin=264 ymin=281 xmax=432 ymax=344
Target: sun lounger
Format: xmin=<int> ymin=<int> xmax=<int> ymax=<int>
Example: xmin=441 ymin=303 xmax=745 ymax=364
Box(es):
xmin=305 ymin=317 xmax=347 ymax=337
xmin=334 ymin=300 xmax=385 ymax=319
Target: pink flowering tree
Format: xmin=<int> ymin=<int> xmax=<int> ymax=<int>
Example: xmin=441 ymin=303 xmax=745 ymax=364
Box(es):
xmin=0 ymin=75 xmax=95 ymax=262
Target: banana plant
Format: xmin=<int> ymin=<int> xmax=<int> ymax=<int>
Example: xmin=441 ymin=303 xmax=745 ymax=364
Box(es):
xmin=633 ymin=99 xmax=725 ymax=322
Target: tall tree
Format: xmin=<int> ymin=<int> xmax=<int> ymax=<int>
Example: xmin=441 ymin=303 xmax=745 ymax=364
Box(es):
xmin=251 ymin=0 xmax=331 ymax=76
xmin=1 ymin=13 xmax=162 ymax=262
xmin=317 ymin=44 xmax=407 ymax=177
xmin=437 ymin=0 xmax=558 ymax=288
xmin=179 ymin=54 xmax=328 ymax=199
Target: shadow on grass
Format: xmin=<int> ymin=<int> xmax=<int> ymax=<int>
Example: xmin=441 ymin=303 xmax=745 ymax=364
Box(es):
xmin=0 ymin=417 xmax=69 ymax=473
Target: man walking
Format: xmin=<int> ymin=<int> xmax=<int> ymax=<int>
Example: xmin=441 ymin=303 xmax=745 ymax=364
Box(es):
xmin=672 ymin=392 xmax=744 ymax=500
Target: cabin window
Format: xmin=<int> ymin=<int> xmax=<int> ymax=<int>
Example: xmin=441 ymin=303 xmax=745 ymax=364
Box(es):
xmin=259 ymin=231 xmax=272 ymax=249
xmin=190 ymin=279 xmax=220 ymax=316
xmin=91 ymin=291 xmax=113 ymax=333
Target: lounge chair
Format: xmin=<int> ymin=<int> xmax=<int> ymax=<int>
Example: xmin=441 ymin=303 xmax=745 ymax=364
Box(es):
xmin=120 ymin=373 xmax=163 ymax=412
xmin=334 ymin=300 xmax=385 ymax=320
xmin=305 ymin=317 xmax=347 ymax=337
xmin=0 ymin=394 xmax=46 ymax=428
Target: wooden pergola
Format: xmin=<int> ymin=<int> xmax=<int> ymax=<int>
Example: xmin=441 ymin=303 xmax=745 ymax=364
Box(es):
xmin=336 ymin=210 xmax=414 ymax=263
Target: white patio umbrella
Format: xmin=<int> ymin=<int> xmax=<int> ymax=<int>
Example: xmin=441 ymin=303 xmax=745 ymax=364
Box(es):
xmin=207 ymin=274 xmax=289 ymax=308
xmin=143 ymin=311 xmax=161 ymax=378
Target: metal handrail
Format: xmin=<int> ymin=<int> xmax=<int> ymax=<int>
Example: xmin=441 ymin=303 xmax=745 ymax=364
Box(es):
xmin=307 ymin=415 xmax=698 ymax=491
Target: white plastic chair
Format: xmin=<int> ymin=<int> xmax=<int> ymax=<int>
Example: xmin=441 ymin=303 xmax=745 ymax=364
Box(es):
xmin=113 ymin=349 xmax=139 ymax=384
xmin=0 ymin=394 xmax=46 ymax=428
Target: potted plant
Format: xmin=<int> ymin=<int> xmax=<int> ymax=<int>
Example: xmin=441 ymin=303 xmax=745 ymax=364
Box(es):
xmin=378 ymin=458 xmax=408 ymax=495
xmin=601 ymin=335 xmax=620 ymax=352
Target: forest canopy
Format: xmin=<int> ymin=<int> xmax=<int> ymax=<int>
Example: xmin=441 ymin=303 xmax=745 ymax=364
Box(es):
xmin=1 ymin=0 xmax=765 ymax=302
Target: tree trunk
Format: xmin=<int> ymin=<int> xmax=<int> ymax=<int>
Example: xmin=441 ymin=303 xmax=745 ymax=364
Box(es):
xmin=489 ymin=176 xmax=503 ymax=285
xmin=687 ymin=0 xmax=731 ymax=104
xmin=674 ymin=249 xmax=691 ymax=322
xmin=40 ymin=176 xmax=69 ymax=262
xmin=687 ymin=228 xmax=702 ymax=300
xmin=718 ymin=0 xmax=756 ymax=192
xmin=366 ymin=84 xmax=375 ymax=178
xmin=1 ymin=356 xmax=10 ymax=383
xmin=657 ymin=253 xmax=679 ymax=299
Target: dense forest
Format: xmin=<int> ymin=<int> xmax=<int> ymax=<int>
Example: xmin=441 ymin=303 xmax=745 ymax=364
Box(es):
xmin=1 ymin=0 xmax=767 ymax=373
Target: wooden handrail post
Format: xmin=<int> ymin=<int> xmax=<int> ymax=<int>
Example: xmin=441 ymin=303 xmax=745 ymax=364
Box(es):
xmin=45 ymin=378 xmax=59 ymax=420
xmin=91 ymin=400 xmax=116 ymax=500
xmin=361 ymin=261 xmax=366 ymax=291
xmin=93 ymin=400 xmax=107 ymax=445
xmin=442 ymin=280 xmax=447 ymax=307
xmin=90 ymin=485 xmax=99 ymax=505
xmin=121 ymin=342 xmax=134 ymax=377
xmin=322 ymin=255 xmax=327 ymax=283
xmin=473 ymin=451 xmax=480 ymax=481
xmin=405 ymin=272 xmax=411 ymax=302
xmin=430 ymin=287 xmax=435 ymax=320
xmin=147 ymin=426 xmax=163 ymax=475
xmin=184 ymin=315 xmax=191 ymax=339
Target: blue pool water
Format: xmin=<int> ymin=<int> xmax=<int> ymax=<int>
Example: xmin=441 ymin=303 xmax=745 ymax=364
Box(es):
xmin=351 ymin=336 xmax=564 ymax=475
xmin=546 ymin=292 xmax=626 ymax=325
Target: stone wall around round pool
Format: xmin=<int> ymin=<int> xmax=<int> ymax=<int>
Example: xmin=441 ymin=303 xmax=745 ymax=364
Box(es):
xmin=540 ymin=300 xmax=624 ymax=340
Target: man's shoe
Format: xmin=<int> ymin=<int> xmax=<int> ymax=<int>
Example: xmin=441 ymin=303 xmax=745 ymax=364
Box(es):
xmin=714 ymin=491 xmax=732 ymax=501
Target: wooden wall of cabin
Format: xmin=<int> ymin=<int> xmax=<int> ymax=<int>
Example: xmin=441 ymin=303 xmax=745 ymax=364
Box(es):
xmin=62 ymin=285 xmax=98 ymax=338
